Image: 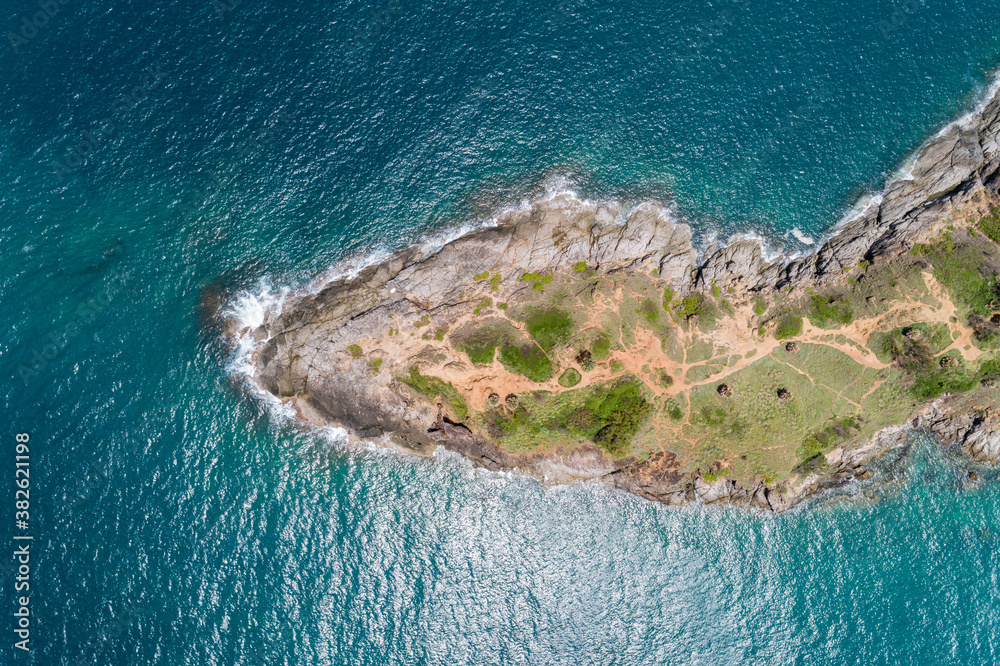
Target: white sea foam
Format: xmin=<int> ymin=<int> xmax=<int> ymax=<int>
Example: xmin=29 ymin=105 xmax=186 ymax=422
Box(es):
xmin=223 ymin=70 xmax=1000 ymax=401
xmin=789 ymin=228 xmax=815 ymax=245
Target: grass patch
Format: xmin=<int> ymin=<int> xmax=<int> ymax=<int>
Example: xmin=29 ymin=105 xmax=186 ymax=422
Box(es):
xmin=399 ymin=366 xmax=468 ymax=420
xmin=560 ymin=377 xmax=652 ymax=456
xmin=413 ymin=314 xmax=430 ymax=328
xmin=879 ymin=329 xmax=980 ymax=399
xmin=558 ymin=367 xmax=582 ymax=388
xmin=914 ymin=236 xmax=999 ymax=316
xmin=479 ymin=377 xmax=651 ymax=456
xmin=524 ymin=308 xmax=575 ymax=351
xmin=869 ymin=323 xmax=951 ymax=363
xmin=753 ymin=297 xmax=767 ymax=316
xmin=573 ymin=261 xmax=588 ymax=273
xmin=474 ymin=271 xmax=490 ymax=282
xmin=348 ymin=344 xmax=363 ymax=358
xmin=454 ymin=320 xmax=514 ymax=365
xmin=794 ymin=416 xmax=861 ymax=474
xmin=774 ymin=314 xmax=803 ymax=340
xmin=655 ymin=368 xmax=674 ymax=388
xmin=677 ymin=292 xmax=708 ymax=319
xmin=591 ymin=332 xmax=611 ymax=360
xmin=434 ymin=327 xmax=448 ymax=342
xmin=473 ymin=297 xmax=492 ymax=315
xmin=636 ymin=298 xmax=659 ymax=325
xmin=498 ymin=343 xmax=553 ymax=382
xmin=664 ymin=399 xmax=683 ymax=420
xmin=977 ymin=207 xmax=1000 ymax=244
xmin=808 ymin=293 xmax=853 ymax=328
xmin=521 ymin=271 xmax=553 ymax=292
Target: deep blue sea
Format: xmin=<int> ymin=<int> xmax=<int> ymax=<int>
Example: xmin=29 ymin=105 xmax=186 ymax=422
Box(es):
xmin=3 ymin=1 xmax=1000 ymax=663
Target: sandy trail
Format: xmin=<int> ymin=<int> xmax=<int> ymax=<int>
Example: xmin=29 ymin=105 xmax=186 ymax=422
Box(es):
xmin=361 ymin=267 xmax=984 ymax=440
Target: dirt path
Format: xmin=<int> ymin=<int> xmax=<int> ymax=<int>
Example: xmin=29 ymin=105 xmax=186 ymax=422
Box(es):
xmin=359 ymin=266 xmax=985 ymax=430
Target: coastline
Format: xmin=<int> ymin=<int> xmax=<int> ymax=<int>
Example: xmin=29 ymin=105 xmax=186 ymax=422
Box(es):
xmin=226 ymin=80 xmax=1000 ymax=513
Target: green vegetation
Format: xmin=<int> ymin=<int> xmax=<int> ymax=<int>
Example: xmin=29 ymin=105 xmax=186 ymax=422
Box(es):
xmin=573 ymin=261 xmax=588 ymax=273
xmin=413 ymin=314 xmax=431 ymax=328
xmin=869 ymin=323 xmax=951 ymax=363
xmin=473 ymin=297 xmax=492 ymax=315
xmin=490 ymin=273 xmax=502 ymax=291
xmin=454 ymin=321 xmax=513 ymax=365
xmin=521 ymin=271 xmax=553 ymax=292
xmin=774 ymin=314 xmax=803 ymax=340
xmin=636 ymin=298 xmax=659 ymax=325
xmin=498 ymin=343 xmax=553 ymax=382
xmin=434 ymin=327 xmax=448 ymax=342
xmin=484 ymin=377 xmax=651 ymax=455
xmin=664 ymin=399 xmax=683 ymax=420
xmin=590 ymin=332 xmax=611 ymax=360
xmin=399 ymin=366 xmax=469 ymax=420
xmin=474 ymin=271 xmax=490 ymax=282
xmin=878 ymin=327 xmax=982 ymax=400
xmin=663 ymin=287 xmax=674 ymax=309
xmin=581 ymin=378 xmax=652 ymax=455
xmin=369 ymin=358 xmax=383 ymax=375
xmin=558 ymin=367 xmax=582 ymax=388
xmin=498 ymin=303 xmax=508 ymax=310
xmin=677 ymin=292 xmax=709 ymax=319
xmin=753 ymin=297 xmax=767 ymax=316
xmin=609 ymin=359 xmax=625 ymax=373
xmin=808 ymin=293 xmax=853 ymax=328
xmin=914 ymin=235 xmax=999 ymax=316
xmin=451 ymin=319 xmax=554 ymax=382
xmin=977 ymin=207 xmax=1000 ymax=244
xmin=655 ymin=368 xmax=674 ymax=388
xmin=348 ymin=344 xmax=363 ymax=358
xmin=795 ymin=417 xmax=861 ymax=473
xmin=524 ymin=308 xmax=574 ymax=351
xmin=710 ymin=283 xmax=721 ymax=298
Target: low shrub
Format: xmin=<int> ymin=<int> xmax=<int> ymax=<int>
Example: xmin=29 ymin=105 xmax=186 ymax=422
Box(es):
xmin=591 ymin=333 xmax=611 ymax=360
xmin=977 ymin=207 xmax=1000 ymax=244
xmin=809 ymin=294 xmax=853 ymax=327
xmin=524 ymin=308 xmax=574 ymax=351
xmin=774 ymin=315 xmax=803 ymax=340
xmin=558 ymin=367 xmax=582 ymax=388
xmin=399 ymin=366 xmax=468 ymax=420
xmin=498 ymin=343 xmax=553 ymax=382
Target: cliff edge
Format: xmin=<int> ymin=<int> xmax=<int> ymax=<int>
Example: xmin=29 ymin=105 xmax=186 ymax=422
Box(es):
xmin=237 ymin=85 xmax=1000 ymax=512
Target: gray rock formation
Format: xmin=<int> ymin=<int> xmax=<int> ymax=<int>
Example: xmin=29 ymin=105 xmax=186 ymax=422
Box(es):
xmin=239 ymin=83 xmax=1000 ymax=513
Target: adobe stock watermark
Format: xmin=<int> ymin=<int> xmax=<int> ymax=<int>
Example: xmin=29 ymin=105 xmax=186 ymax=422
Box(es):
xmin=5 ymin=0 xmax=72 ymax=55
xmin=174 ymin=109 xmax=291 ymax=223
xmin=877 ymin=0 xmax=924 ymax=39
xmin=769 ymin=79 xmax=834 ymax=149
xmin=47 ymin=65 xmax=166 ymax=186
xmin=213 ymin=0 xmax=245 ymax=22
xmin=15 ymin=279 xmax=123 ymax=385
xmin=64 ymin=505 xmax=269 ymax=666
xmin=340 ymin=0 xmax=402 ymax=61
xmin=543 ymin=0 xmax=583 ymax=28
xmin=678 ymin=0 xmax=750 ymax=64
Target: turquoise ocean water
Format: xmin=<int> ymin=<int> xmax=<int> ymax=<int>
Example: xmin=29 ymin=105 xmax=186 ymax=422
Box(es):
xmin=3 ymin=1 xmax=1000 ymax=663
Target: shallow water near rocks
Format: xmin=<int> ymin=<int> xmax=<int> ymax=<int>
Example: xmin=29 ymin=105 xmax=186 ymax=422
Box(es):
xmin=3 ymin=0 xmax=1000 ymax=663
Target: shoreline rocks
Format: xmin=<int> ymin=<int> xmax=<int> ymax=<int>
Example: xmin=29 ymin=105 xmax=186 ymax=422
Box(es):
xmin=237 ymin=83 xmax=1000 ymax=513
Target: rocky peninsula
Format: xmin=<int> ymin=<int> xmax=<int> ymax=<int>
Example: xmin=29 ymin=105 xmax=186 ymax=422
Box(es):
xmin=236 ymin=85 xmax=1000 ymax=512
